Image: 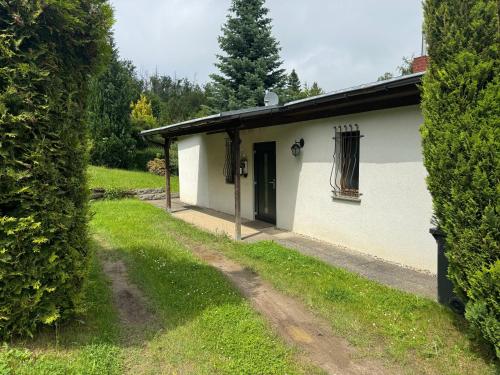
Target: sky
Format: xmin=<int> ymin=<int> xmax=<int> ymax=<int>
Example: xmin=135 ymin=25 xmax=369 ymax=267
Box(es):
xmin=110 ymin=0 xmax=424 ymax=92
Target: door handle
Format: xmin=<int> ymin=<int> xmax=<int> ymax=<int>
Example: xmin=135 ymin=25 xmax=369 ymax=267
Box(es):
xmin=268 ymin=179 xmax=276 ymax=190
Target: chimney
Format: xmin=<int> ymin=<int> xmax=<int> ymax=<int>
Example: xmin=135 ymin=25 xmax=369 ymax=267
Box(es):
xmin=412 ymin=55 xmax=429 ymax=73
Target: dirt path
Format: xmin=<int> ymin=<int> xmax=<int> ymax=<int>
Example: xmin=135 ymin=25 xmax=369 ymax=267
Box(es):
xmin=94 ymin=234 xmax=392 ymax=374
xmin=100 ymin=257 xmax=155 ymax=327
xmin=186 ymin=240 xmax=392 ymax=375
xmin=96 ymin=241 xmax=163 ymax=375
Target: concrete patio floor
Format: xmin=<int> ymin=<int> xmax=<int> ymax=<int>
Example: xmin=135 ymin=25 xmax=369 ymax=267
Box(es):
xmin=149 ymin=198 xmax=437 ymax=300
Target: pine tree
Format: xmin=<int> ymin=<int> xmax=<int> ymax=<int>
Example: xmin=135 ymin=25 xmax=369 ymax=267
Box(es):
xmin=209 ymin=0 xmax=286 ymax=111
xmin=422 ymin=0 xmax=499 ymax=355
xmin=87 ymin=47 xmax=141 ymax=168
xmin=288 ymin=70 xmax=301 ymax=93
xmin=304 ymin=82 xmax=324 ymax=97
xmin=145 ymin=75 xmax=208 ymax=123
xmin=284 ymin=69 xmax=302 ymax=101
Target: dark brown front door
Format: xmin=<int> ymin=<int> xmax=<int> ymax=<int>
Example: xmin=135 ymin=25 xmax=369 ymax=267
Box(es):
xmin=254 ymin=142 xmax=276 ymax=224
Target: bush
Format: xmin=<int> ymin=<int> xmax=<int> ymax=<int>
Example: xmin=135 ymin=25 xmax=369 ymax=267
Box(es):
xmin=465 ymin=260 xmax=500 ymax=357
xmin=132 ymin=147 xmax=160 ymax=171
xmin=89 ymin=132 xmax=136 ymax=170
xmin=422 ymin=0 xmax=499 ymax=355
xmin=147 ymin=158 xmax=166 ymax=176
xmin=145 ymin=143 xmax=178 ymax=175
xmin=0 ymin=1 xmax=112 ymax=338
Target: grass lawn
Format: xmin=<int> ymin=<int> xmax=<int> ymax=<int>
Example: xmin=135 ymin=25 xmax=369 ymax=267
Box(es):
xmin=123 ymin=201 xmax=497 ymax=374
xmin=89 ymin=199 xmax=320 ymax=374
xmin=2 ymin=200 xmax=319 ymax=374
xmin=3 ymin=199 xmax=496 ymax=374
xmin=88 ymin=165 xmax=179 ymax=192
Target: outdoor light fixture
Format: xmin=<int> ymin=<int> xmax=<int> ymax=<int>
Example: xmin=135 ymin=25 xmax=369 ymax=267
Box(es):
xmin=240 ymin=157 xmax=248 ymax=177
xmin=291 ymin=138 xmax=305 ymax=157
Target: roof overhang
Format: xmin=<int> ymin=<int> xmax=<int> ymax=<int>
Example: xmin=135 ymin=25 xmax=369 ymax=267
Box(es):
xmin=141 ymin=72 xmax=423 ymax=139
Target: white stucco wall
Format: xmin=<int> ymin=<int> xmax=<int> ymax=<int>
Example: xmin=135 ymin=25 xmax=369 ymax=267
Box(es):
xmin=177 ymin=105 xmax=436 ymax=273
xmin=177 ymin=134 xmax=209 ymax=207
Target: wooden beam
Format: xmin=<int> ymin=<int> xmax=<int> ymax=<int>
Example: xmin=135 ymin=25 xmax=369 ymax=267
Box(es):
xmin=163 ymin=137 xmax=172 ymax=212
xmin=233 ymin=128 xmax=241 ymax=241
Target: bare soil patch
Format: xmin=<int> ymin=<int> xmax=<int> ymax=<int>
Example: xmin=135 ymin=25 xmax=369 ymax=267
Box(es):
xmin=95 ymin=238 xmax=164 ymax=374
xmin=100 ymin=258 xmax=155 ymax=326
xmin=186 ymin=240 xmax=395 ymax=375
xmin=95 ymin=235 xmax=156 ymax=329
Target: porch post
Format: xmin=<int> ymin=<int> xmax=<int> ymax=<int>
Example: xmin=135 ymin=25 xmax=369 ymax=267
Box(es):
xmin=234 ymin=128 xmax=241 ymax=240
xmin=163 ymin=137 xmax=172 ymax=212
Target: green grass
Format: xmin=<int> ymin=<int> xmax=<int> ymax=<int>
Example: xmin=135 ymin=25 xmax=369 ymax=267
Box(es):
xmin=5 ymin=198 xmax=496 ymax=374
xmin=90 ymin=199 xmax=319 ymax=374
xmin=88 ymin=165 xmax=179 ymax=192
xmin=3 ymin=200 xmax=319 ymax=374
xmin=1 ymin=244 xmax=122 ymax=375
xmin=223 ymin=243 xmax=498 ymax=374
xmin=125 ymin=201 xmax=497 ymax=375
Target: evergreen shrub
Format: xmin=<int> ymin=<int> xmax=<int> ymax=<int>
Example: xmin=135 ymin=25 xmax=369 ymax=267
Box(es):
xmin=422 ymin=0 xmax=499 ymax=355
xmin=0 ymin=0 xmax=112 ymax=338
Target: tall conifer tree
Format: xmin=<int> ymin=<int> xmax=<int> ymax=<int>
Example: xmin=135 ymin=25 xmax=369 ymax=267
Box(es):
xmin=422 ymin=0 xmax=499 ymax=355
xmin=285 ymin=69 xmax=302 ymax=101
xmin=287 ymin=70 xmax=301 ymax=93
xmin=87 ymin=46 xmax=141 ymax=168
xmin=209 ymin=0 xmax=286 ymax=111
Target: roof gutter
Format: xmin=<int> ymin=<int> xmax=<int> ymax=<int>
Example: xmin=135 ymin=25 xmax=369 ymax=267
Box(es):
xmin=140 ymin=73 xmax=423 ymax=138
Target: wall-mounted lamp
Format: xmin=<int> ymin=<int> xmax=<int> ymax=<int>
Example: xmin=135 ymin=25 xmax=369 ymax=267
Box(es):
xmin=240 ymin=156 xmax=248 ymax=177
xmin=291 ymin=138 xmax=305 ymax=157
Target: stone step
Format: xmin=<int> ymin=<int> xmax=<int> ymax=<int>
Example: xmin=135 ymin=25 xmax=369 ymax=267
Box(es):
xmin=90 ymin=187 xmax=178 ymax=201
xmin=138 ymin=193 xmax=166 ymax=201
xmin=137 ymin=192 xmax=179 ymax=201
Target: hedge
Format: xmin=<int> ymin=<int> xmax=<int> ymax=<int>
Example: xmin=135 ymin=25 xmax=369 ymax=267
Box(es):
xmin=422 ymin=0 xmax=499 ymax=356
xmin=0 ymin=1 xmax=112 ymax=338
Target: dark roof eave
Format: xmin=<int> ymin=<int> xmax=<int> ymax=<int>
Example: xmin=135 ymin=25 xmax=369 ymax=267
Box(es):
xmin=140 ymin=72 xmax=423 ymax=138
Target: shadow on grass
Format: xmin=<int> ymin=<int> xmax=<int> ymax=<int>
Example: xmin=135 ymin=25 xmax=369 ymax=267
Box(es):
xmin=118 ymin=242 xmax=247 ymax=332
xmin=17 ymin=242 xmax=248 ymax=355
xmin=449 ymin=312 xmax=498 ymax=364
xmin=149 ymin=209 xmax=500 ymax=372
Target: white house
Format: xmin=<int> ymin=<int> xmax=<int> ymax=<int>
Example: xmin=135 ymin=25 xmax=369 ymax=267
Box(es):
xmin=141 ymin=71 xmax=437 ymax=274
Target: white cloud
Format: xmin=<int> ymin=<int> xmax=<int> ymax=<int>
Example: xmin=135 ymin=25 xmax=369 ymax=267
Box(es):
xmin=110 ymin=0 xmax=423 ymax=91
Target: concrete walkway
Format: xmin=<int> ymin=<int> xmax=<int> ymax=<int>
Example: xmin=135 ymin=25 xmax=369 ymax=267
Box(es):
xmin=149 ymin=199 xmax=437 ymax=300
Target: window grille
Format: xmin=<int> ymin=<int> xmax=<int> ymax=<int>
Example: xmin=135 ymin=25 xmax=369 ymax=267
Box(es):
xmin=330 ymin=125 xmax=363 ymax=199
xmin=223 ymin=137 xmax=235 ymax=184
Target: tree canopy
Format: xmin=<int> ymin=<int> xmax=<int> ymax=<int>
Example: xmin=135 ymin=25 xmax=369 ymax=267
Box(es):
xmin=145 ymin=74 xmax=208 ymax=124
xmin=377 ymin=55 xmax=415 ymax=81
xmin=209 ymin=0 xmax=286 ymax=111
xmin=87 ymin=47 xmax=141 ymax=169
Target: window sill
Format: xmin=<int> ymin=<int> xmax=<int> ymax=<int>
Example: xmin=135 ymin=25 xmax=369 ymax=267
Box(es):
xmin=331 ymin=192 xmax=361 ymax=203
